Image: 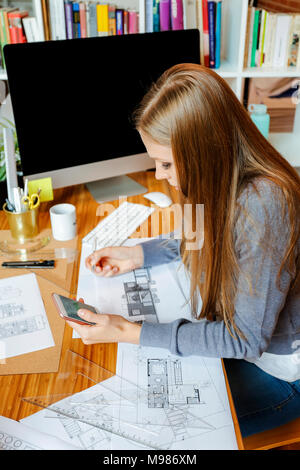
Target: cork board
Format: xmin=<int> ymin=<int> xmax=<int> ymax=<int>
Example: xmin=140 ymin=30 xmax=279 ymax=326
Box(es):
xmin=0 ymin=230 xmax=79 ymax=375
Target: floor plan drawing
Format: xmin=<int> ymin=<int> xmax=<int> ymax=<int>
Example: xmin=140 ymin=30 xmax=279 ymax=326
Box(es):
xmin=121 ymin=267 xmax=159 ymax=323
xmin=0 ymin=273 xmax=54 ymax=359
xmin=0 ymin=314 xmax=46 ymax=340
xmin=117 ymin=343 xmax=238 ymax=449
xmin=0 ymin=302 xmax=25 ymax=319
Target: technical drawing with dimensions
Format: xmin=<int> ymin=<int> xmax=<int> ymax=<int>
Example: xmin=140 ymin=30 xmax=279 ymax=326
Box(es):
xmin=0 ymin=273 xmax=54 ymax=359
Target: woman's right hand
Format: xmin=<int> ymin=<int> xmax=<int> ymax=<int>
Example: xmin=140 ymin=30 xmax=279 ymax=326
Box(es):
xmin=85 ymin=244 xmax=144 ymax=277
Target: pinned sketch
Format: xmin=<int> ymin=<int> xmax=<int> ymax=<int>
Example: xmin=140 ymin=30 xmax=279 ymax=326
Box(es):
xmin=0 ymin=273 xmax=54 ymax=359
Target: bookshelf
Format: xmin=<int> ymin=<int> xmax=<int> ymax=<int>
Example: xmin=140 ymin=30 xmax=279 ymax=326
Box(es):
xmin=0 ymin=0 xmax=299 ymax=168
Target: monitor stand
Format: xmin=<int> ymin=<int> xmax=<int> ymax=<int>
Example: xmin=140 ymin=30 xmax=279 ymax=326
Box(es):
xmin=86 ymin=175 xmax=148 ymax=203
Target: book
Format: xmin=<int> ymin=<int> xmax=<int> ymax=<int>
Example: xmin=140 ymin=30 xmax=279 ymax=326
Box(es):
xmin=202 ymin=0 xmax=209 ymax=67
xmin=0 ymin=7 xmax=18 ymax=66
xmin=196 ymin=0 xmax=204 ymax=65
xmin=207 ymin=0 xmax=215 ymax=67
xmin=246 ymin=6 xmax=255 ymax=68
xmin=160 ymin=0 xmax=170 ymax=31
xmin=64 ymin=0 xmax=73 ymax=39
xmin=215 ymin=0 xmax=221 ymax=69
xmin=22 ymin=17 xmax=40 ymax=42
xmin=108 ymin=5 xmax=116 ymax=35
xmin=183 ymin=0 xmax=197 ymax=30
xmin=287 ymin=15 xmax=300 ymax=67
xmin=79 ymin=1 xmax=87 ymax=38
xmin=55 ymin=0 xmax=66 ymax=40
xmin=250 ymin=8 xmax=260 ymax=67
xmin=97 ymin=4 xmax=109 ymax=36
xmin=41 ymin=0 xmax=51 ymax=40
xmin=116 ymin=8 xmax=124 ymax=34
xmin=72 ymin=2 xmax=81 ymax=38
xmin=33 ymin=0 xmax=45 ymax=40
xmin=258 ymin=9 xmax=267 ymax=66
xmin=128 ymin=10 xmax=138 ymax=34
xmin=263 ymin=12 xmax=277 ymax=68
xmin=171 ymin=0 xmax=183 ymax=30
xmin=153 ymin=0 xmax=160 ymax=32
xmin=124 ymin=10 xmax=128 ymax=33
xmin=8 ymin=10 xmax=28 ymax=43
xmin=139 ymin=0 xmax=145 ymax=33
xmin=145 ymin=0 xmax=153 ymax=32
xmin=88 ymin=2 xmax=98 ymax=37
xmin=273 ymin=14 xmax=292 ymax=68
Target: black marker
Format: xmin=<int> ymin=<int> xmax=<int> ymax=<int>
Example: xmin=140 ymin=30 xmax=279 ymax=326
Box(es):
xmin=2 ymin=260 xmax=55 ymax=268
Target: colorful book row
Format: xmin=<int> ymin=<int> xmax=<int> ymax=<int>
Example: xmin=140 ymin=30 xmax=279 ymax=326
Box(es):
xmin=244 ymin=6 xmax=300 ymax=69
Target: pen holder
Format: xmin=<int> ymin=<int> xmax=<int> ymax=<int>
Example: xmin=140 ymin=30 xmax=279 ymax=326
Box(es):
xmin=3 ymin=203 xmax=40 ymax=243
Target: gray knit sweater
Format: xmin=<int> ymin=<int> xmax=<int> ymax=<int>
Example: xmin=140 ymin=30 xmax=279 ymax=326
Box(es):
xmin=139 ymin=179 xmax=300 ymax=361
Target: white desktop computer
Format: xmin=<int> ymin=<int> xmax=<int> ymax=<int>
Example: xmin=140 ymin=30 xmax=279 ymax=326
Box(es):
xmin=4 ymin=30 xmax=200 ymax=202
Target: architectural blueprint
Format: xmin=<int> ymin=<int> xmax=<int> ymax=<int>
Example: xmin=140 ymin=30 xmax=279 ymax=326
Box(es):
xmin=0 ymin=416 xmax=80 ymax=450
xmin=116 ymin=343 xmax=238 ymax=450
xmin=0 ymin=273 xmax=54 ymax=359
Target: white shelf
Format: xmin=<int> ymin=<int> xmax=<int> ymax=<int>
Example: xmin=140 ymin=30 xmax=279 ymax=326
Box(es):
xmin=242 ymin=67 xmax=300 ymax=78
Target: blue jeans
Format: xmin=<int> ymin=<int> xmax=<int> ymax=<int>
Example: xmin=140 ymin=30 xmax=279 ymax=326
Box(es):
xmin=223 ymin=359 xmax=300 ymax=438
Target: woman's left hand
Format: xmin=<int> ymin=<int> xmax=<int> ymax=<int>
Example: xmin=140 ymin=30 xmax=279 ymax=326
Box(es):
xmin=66 ymin=307 xmax=142 ymax=345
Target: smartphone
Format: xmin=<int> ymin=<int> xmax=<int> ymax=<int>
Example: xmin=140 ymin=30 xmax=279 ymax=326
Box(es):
xmin=52 ymin=293 xmax=100 ymax=325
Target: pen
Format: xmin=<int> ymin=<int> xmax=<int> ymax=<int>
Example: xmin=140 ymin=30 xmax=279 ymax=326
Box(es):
xmin=2 ymin=260 xmax=55 ymax=269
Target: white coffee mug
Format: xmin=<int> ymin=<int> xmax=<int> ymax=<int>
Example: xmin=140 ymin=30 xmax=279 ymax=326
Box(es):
xmin=50 ymin=203 xmax=77 ymax=241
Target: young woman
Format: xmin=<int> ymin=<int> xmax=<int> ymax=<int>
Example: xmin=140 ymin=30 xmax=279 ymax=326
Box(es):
xmin=68 ymin=64 xmax=300 ymax=438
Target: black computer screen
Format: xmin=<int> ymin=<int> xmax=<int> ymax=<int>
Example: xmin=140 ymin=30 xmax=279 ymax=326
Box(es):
xmin=4 ymin=30 xmax=200 ymax=176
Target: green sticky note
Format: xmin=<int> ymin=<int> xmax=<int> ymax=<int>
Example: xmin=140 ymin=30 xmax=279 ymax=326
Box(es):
xmin=28 ymin=177 xmax=54 ymax=202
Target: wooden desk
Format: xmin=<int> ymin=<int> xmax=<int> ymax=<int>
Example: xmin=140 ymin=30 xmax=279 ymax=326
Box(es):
xmin=0 ymin=170 xmax=298 ymax=450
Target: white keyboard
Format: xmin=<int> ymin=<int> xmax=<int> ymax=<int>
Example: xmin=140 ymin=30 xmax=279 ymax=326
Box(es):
xmin=82 ymin=201 xmax=154 ymax=249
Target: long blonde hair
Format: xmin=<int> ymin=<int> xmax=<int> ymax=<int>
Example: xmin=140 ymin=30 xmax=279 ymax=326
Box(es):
xmin=134 ymin=63 xmax=300 ymax=336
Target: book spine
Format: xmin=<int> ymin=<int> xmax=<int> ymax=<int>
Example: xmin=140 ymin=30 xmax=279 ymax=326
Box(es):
xmin=0 ymin=11 xmax=7 ymax=46
xmin=30 ymin=17 xmax=41 ymax=41
xmin=171 ymin=0 xmax=183 ymax=30
xmin=88 ymin=2 xmax=98 ymax=37
xmin=254 ymin=9 xmax=262 ymax=67
xmin=259 ymin=9 xmax=267 ymax=66
xmin=108 ymin=5 xmax=116 ymax=35
xmin=183 ymin=0 xmax=197 ymax=29
xmin=215 ymin=0 xmax=221 ymax=69
xmin=22 ymin=17 xmax=34 ymax=42
xmin=73 ymin=2 xmax=81 ymax=38
xmin=124 ymin=10 xmax=128 ymax=34
xmin=128 ymin=10 xmax=137 ymax=34
xmin=202 ymin=0 xmax=209 ymax=67
xmin=273 ymin=15 xmax=291 ymax=67
xmin=41 ymin=0 xmax=51 ymax=40
xmin=64 ymin=0 xmax=73 ymax=39
xmin=139 ymin=0 xmax=145 ymax=33
xmin=250 ymin=9 xmax=259 ymax=67
xmin=160 ymin=0 xmax=170 ymax=31
xmin=33 ymin=0 xmax=45 ymax=40
xmin=153 ymin=0 xmax=160 ymax=32
xmin=145 ymin=0 xmax=153 ymax=32
xmin=56 ymin=0 xmax=66 ymax=40
xmin=79 ymin=1 xmax=87 ymax=38
xmin=116 ymin=9 xmax=124 ymax=35
xmin=8 ymin=13 xmax=28 ymax=43
xmin=246 ymin=7 xmax=254 ymax=68
xmin=196 ymin=0 xmax=204 ymax=65
xmin=97 ymin=4 xmax=109 ymax=37
xmin=288 ymin=14 xmax=300 ymax=67
xmin=48 ymin=0 xmax=56 ymax=39
xmin=207 ymin=1 xmax=215 ymax=67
